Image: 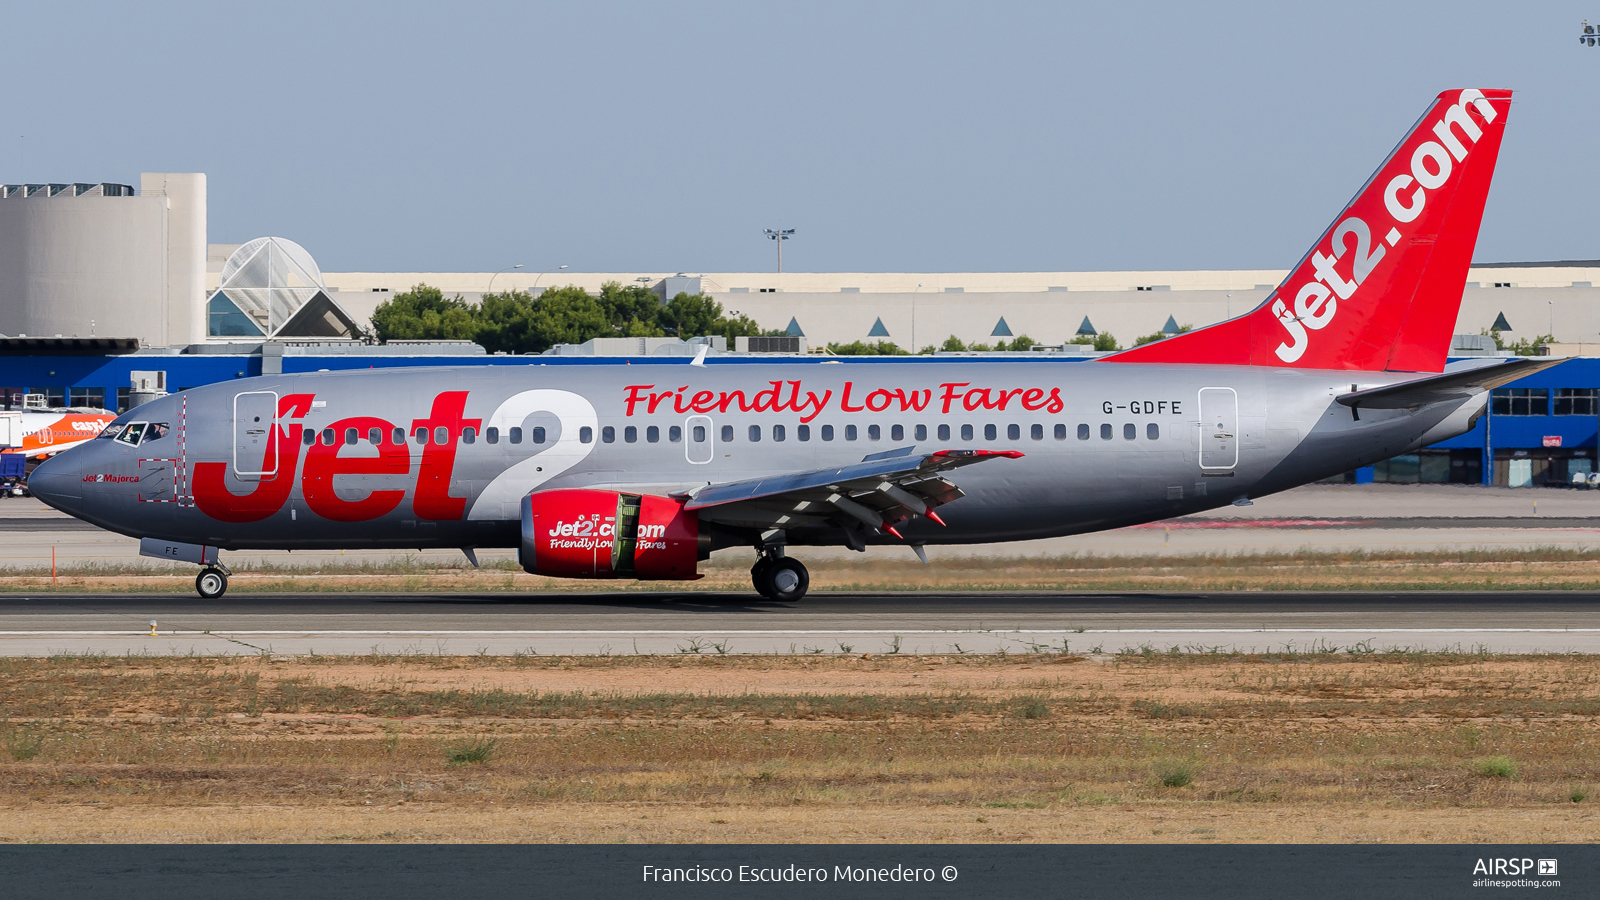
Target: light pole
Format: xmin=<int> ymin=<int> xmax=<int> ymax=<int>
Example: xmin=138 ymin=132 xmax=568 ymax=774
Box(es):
xmin=913 ymin=282 xmax=924 ymax=353
xmin=533 ymin=264 xmax=568 ymax=294
xmin=764 ymin=228 xmax=794 ymax=273
xmin=487 ymin=264 xmax=523 ymax=295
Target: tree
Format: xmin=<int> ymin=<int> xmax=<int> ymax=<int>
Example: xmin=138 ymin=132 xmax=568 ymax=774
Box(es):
xmin=371 ymin=284 xmax=479 ymax=342
xmin=1134 ymin=324 xmax=1194 ymax=345
xmin=940 ymin=335 xmax=966 ymax=352
xmin=1481 ymin=327 xmax=1554 ymax=357
xmin=597 ymin=282 xmax=667 ymax=336
xmin=826 ymin=340 xmax=910 ymax=356
xmin=1073 ymin=332 xmax=1120 ymax=351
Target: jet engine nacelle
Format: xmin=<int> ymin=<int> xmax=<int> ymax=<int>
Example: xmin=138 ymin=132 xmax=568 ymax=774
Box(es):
xmin=520 ymin=489 xmax=703 ymax=579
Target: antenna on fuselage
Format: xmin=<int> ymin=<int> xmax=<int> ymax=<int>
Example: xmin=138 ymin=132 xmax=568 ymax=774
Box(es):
xmin=690 ymin=344 xmax=709 ymax=367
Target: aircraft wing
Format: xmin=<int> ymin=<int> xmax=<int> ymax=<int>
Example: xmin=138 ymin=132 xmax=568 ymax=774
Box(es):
xmin=680 ymin=448 xmax=1023 ymax=538
xmin=1336 ymin=357 xmax=1567 ymax=412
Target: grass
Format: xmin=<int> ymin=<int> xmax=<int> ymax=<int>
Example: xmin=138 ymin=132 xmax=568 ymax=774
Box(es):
xmin=18 ymin=545 xmax=1600 ymax=592
xmin=1 ymin=653 xmax=1600 ymax=843
xmin=1156 ymin=759 xmax=1198 ymax=788
xmin=1473 ymin=755 xmax=1519 ymax=779
xmin=443 ymin=738 xmax=497 ymax=766
xmin=2 ymin=723 xmax=44 ymax=761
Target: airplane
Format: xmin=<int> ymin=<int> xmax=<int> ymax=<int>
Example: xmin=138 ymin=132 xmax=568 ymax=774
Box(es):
xmin=29 ymin=88 xmax=1549 ymax=603
xmin=0 ymin=395 xmax=117 ymax=461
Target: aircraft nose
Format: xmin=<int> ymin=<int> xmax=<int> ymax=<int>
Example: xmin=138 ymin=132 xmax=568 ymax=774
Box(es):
xmin=28 ymin=450 xmax=83 ymax=514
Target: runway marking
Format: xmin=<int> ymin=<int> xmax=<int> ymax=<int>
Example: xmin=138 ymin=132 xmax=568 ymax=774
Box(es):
xmin=4 ymin=628 xmax=1599 ymax=637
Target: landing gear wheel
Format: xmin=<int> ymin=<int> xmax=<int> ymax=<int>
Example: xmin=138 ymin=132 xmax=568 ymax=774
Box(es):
xmin=751 ymin=557 xmax=776 ymax=599
xmin=195 ymin=568 xmax=228 ymax=599
xmin=764 ymin=558 xmax=809 ymax=603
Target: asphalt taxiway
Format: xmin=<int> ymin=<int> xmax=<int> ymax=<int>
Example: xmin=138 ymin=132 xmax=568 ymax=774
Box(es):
xmin=3 ymin=591 xmax=1599 ymax=656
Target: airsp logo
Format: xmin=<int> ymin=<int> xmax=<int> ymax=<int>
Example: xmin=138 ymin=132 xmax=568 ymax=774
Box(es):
xmin=1472 ymin=858 xmax=1554 ymax=876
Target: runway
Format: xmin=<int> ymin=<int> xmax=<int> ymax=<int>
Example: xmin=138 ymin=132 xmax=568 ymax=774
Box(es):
xmin=4 ymin=591 xmax=1600 ymax=656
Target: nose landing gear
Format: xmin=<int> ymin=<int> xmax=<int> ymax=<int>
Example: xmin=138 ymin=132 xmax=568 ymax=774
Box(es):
xmin=751 ymin=552 xmax=808 ymax=602
xmin=195 ymin=566 xmax=230 ymax=599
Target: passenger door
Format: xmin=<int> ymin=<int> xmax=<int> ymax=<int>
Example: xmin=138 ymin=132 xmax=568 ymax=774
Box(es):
xmin=685 ymin=415 xmax=713 ymax=465
xmin=1197 ymin=387 xmax=1238 ymax=471
xmin=233 ymin=391 xmax=279 ymax=480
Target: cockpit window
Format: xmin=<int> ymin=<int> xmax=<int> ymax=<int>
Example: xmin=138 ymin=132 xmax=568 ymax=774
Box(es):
xmin=145 ymin=423 xmax=170 ymax=441
xmin=96 ymin=424 xmax=124 ymax=441
xmin=115 ymin=422 xmax=147 ymax=446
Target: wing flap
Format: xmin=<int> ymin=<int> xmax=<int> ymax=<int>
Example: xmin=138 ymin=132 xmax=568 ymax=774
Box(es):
xmin=684 ymin=449 xmax=1021 ymax=536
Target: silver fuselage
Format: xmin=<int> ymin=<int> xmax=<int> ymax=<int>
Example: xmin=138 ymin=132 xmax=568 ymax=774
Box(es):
xmin=29 ymin=360 xmax=1479 ymax=551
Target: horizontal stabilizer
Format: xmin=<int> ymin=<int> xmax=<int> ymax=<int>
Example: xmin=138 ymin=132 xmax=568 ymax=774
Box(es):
xmin=1335 ymin=358 xmax=1566 ymax=411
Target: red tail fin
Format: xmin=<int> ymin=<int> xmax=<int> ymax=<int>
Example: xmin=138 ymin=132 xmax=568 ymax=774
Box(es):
xmin=1106 ymin=89 xmax=1511 ymax=373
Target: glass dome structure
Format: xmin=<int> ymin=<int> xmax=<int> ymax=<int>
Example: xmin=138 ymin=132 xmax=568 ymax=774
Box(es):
xmin=206 ymin=237 xmax=359 ymax=339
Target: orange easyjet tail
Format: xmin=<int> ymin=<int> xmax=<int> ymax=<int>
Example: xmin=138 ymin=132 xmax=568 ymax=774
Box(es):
xmin=1106 ymin=88 xmax=1512 ymax=373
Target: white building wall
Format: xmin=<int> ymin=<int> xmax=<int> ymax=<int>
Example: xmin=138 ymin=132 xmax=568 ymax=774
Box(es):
xmin=0 ymin=191 xmax=170 ymax=344
xmin=143 ymin=173 xmax=207 ymax=346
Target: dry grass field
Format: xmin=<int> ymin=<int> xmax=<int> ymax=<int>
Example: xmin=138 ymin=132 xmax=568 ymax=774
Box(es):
xmin=2 ymin=650 xmax=1599 ymax=843
xmin=10 ymin=546 xmax=1600 ymax=593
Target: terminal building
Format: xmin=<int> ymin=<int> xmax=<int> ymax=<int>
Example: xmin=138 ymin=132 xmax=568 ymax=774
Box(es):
xmin=3 ymin=172 xmax=1600 ymax=487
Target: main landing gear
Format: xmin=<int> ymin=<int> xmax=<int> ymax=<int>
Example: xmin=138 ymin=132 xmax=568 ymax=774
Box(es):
xmin=751 ymin=552 xmax=809 ymax=603
xmin=195 ymin=566 xmax=230 ymax=599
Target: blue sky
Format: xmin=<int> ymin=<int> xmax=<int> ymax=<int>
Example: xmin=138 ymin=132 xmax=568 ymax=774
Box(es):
xmin=8 ymin=2 xmax=1598 ymax=273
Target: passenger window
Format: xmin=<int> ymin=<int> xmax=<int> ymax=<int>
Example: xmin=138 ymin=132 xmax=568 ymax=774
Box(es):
xmin=1055 ymin=424 xmax=1068 ymax=440
xmin=323 ymin=428 xmax=336 ymax=446
xmin=1007 ymin=424 xmax=1020 ymax=440
xmin=532 ymin=427 xmax=546 ymax=444
xmin=985 ymin=424 xmax=997 ymax=441
xmin=868 ymin=424 xmax=880 ymax=441
xmin=1031 ymin=424 xmax=1043 ymax=440
xmin=915 ymin=424 xmax=927 ymax=441
xmin=1076 ymin=424 xmax=1089 ymax=440
xmin=773 ymin=424 xmax=786 ymax=442
xmin=414 ymin=427 xmax=429 ymax=445
xmin=462 ymin=427 xmax=476 ymax=444
xmin=1123 ymin=423 xmax=1136 ymax=440
xmin=602 ymin=426 xmax=615 ymax=443
xmin=434 ymin=426 xmax=449 ymax=445
xmin=624 ymin=426 xmax=637 ymax=443
xmin=486 ymin=427 xmax=499 ymax=444
xmin=798 ymin=424 xmax=810 ymax=441
xmin=669 ymin=425 xmax=682 ymax=443
xmin=393 ymin=427 xmax=406 ymax=445
xmin=1147 ymin=423 xmax=1160 ymax=440
xmin=1100 ymin=424 xmax=1112 ymax=440
xmin=580 ymin=426 xmax=593 ymax=444
xmin=302 ymin=429 xmax=315 ymax=447
xmin=692 ymin=425 xmax=705 ymax=442
xmin=368 ymin=427 xmax=382 ymax=444
xmin=938 ymin=424 xmax=951 ymax=441
xmin=845 ymin=424 xmax=858 ymax=441
xmin=509 ymin=427 xmax=523 ymax=444
xmin=822 ymin=424 xmax=834 ymax=441
xmin=345 ymin=428 xmax=358 ymax=446
xmin=646 ymin=426 xmax=659 ymax=443
xmin=961 ymin=424 xmax=973 ymax=441
xmin=748 ymin=425 xmax=761 ymax=442
xmin=891 ymin=424 xmax=903 ymax=441
xmin=721 ymin=425 xmax=734 ymax=442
